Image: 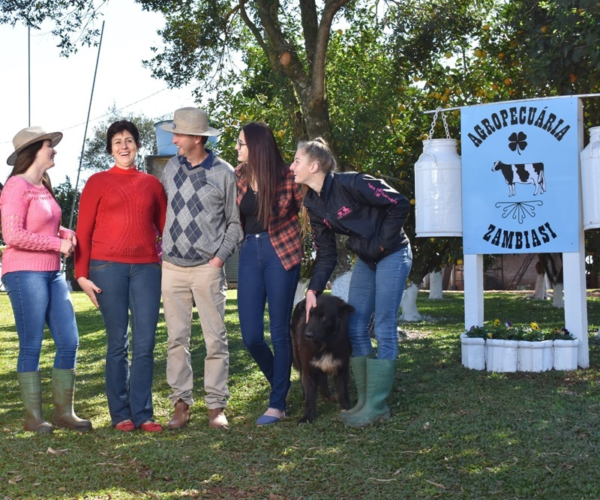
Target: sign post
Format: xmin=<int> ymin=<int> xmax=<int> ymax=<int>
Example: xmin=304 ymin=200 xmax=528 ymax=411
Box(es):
xmin=460 ymin=96 xmax=588 ymax=367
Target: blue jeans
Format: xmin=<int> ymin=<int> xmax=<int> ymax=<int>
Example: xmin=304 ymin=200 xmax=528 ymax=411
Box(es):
xmin=237 ymin=233 xmax=300 ymax=411
xmin=2 ymin=271 xmax=79 ymax=372
xmin=347 ymin=244 xmax=413 ymax=360
xmin=90 ymin=260 xmax=161 ymax=427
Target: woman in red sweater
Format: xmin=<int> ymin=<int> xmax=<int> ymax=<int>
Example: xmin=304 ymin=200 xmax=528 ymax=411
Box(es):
xmin=75 ymin=120 xmax=167 ymax=432
xmin=1 ymin=126 xmax=91 ymax=433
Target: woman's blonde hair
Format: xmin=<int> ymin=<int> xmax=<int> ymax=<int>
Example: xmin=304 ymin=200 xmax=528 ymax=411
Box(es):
xmin=296 ymin=137 xmax=336 ymax=174
xmin=296 ymin=137 xmax=336 ymax=236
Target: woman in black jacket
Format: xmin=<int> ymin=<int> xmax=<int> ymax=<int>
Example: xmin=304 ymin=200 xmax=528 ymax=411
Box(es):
xmin=290 ymin=138 xmax=412 ymax=428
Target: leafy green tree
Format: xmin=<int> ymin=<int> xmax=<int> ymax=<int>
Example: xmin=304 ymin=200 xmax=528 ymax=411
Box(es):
xmin=0 ymin=0 xmax=104 ymax=56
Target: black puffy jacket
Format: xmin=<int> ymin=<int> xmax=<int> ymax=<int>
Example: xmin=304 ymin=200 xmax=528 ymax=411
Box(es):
xmin=305 ymin=171 xmax=411 ymax=292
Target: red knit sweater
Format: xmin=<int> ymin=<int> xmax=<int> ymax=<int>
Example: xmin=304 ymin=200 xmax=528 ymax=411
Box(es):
xmin=74 ymin=166 xmax=167 ymax=279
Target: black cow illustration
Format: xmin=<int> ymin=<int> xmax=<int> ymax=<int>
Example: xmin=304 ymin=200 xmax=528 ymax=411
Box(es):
xmin=492 ymin=161 xmax=546 ymax=197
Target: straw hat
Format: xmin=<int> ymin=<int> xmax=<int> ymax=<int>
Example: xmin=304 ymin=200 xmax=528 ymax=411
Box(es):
xmin=159 ymin=107 xmax=221 ymax=136
xmin=7 ymin=126 xmax=63 ymax=165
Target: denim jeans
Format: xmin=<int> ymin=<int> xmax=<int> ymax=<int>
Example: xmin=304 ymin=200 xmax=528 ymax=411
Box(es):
xmin=2 ymin=271 xmax=79 ymax=372
xmin=237 ymin=233 xmax=300 ymax=411
xmin=90 ymin=260 xmax=161 ymax=427
xmin=347 ymin=244 xmax=413 ymax=360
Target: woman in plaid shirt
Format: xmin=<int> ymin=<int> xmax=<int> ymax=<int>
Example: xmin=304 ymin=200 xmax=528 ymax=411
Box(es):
xmin=235 ymin=122 xmax=303 ymax=426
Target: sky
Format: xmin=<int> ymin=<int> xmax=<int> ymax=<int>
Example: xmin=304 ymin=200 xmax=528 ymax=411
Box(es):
xmin=0 ymin=0 xmax=199 ymax=187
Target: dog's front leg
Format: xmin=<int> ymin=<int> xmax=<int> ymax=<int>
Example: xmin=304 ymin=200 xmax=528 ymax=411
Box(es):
xmin=336 ymin=364 xmax=351 ymax=410
xmin=298 ymin=370 xmax=318 ymax=423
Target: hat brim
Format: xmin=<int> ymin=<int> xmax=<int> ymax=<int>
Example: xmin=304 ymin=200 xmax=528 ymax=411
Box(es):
xmin=7 ymin=132 xmax=63 ymax=166
xmin=158 ymin=122 xmax=221 ymax=136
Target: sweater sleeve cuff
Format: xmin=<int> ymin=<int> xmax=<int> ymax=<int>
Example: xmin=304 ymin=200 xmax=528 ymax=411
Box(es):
xmin=59 ymin=227 xmax=75 ymax=239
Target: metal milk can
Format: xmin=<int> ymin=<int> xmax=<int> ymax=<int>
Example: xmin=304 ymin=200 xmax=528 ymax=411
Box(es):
xmin=415 ymin=137 xmax=463 ymax=236
xmin=580 ymin=126 xmax=600 ymax=230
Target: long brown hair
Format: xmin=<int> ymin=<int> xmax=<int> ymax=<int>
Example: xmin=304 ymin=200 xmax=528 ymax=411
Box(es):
xmin=241 ymin=122 xmax=287 ymax=228
xmin=8 ymin=140 xmax=55 ymax=198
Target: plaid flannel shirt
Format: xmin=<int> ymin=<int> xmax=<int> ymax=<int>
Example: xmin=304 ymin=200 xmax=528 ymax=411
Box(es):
xmin=236 ymin=164 xmax=304 ymax=271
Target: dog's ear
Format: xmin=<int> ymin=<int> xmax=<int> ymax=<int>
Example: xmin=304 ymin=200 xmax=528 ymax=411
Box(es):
xmin=344 ymin=303 xmax=355 ymax=315
xmin=295 ymin=299 xmax=307 ymax=315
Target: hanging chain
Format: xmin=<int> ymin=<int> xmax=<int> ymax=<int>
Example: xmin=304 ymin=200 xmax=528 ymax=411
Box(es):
xmin=427 ymin=107 xmax=451 ymax=140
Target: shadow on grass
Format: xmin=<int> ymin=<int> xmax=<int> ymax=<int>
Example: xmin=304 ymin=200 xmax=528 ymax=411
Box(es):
xmin=1 ymin=291 xmax=600 ymax=499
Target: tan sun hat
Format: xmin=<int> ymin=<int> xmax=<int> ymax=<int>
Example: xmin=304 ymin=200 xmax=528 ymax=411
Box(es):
xmin=159 ymin=107 xmax=221 ymax=136
xmin=7 ymin=126 xmax=63 ymax=166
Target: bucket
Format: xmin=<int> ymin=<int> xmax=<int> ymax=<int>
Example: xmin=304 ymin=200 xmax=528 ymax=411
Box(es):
xmin=154 ymin=121 xmax=178 ymax=156
xmin=580 ymin=126 xmax=600 ymax=230
xmin=415 ymin=138 xmax=462 ymax=236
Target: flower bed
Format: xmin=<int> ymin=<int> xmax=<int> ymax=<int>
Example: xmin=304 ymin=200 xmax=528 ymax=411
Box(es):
xmin=461 ymin=320 xmax=578 ymax=372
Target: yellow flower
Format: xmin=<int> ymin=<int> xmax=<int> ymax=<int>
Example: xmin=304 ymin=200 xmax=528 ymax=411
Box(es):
xmin=530 ymin=322 xmax=539 ymax=330
xmin=493 ymin=319 xmax=501 ymax=327
xmin=487 ymin=333 xmax=493 ymax=339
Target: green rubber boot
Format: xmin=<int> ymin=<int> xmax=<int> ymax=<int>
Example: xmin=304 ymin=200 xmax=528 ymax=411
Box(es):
xmin=51 ymin=368 xmax=93 ymax=432
xmin=344 ymin=358 xmax=395 ymax=428
xmin=339 ymin=355 xmax=369 ymax=422
xmin=17 ymin=371 xmax=53 ymax=433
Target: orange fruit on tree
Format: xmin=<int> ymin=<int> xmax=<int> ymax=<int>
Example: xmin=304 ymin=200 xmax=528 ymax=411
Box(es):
xmin=504 ymin=77 xmax=512 ymax=86
xmin=279 ymin=51 xmax=291 ymax=66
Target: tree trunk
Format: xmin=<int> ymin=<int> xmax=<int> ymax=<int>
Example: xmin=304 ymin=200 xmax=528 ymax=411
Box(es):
xmin=442 ymin=265 xmax=453 ymax=290
xmin=294 ymin=279 xmax=310 ymax=307
xmin=429 ymin=271 xmax=443 ymax=299
xmin=330 ymin=270 xmax=352 ymax=302
xmin=552 ymin=282 xmax=564 ymax=308
xmin=400 ymin=283 xmax=422 ymax=321
xmin=532 ymin=272 xmax=548 ymax=300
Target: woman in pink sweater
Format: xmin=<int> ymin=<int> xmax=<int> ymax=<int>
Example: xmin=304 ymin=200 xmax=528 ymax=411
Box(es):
xmin=75 ymin=120 xmax=167 ymax=432
xmin=1 ymin=126 xmax=91 ymax=433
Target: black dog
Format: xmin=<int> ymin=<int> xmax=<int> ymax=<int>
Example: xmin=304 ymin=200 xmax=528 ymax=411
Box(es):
xmin=291 ymin=295 xmax=354 ymax=423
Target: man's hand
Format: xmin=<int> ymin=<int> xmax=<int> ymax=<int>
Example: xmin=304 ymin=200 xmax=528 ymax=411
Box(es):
xmin=208 ymin=256 xmax=225 ymax=268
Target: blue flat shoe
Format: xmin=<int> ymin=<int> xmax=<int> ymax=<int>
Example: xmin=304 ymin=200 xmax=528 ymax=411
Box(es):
xmin=256 ymin=412 xmax=286 ymax=426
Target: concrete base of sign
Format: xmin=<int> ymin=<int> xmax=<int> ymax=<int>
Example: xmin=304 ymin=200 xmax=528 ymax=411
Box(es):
xmin=460 ymin=333 xmax=486 ymax=370
xmin=517 ymin=340 xmax=553 ymax=372
xmin=554 ymin=338 xmax=580 ymax=370
xmin=486 ymin=339 xmax=518 ymax=373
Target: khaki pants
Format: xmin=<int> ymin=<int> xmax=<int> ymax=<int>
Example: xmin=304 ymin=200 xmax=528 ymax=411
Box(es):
xmin=162 ymin=261 xmax=230 ymax=409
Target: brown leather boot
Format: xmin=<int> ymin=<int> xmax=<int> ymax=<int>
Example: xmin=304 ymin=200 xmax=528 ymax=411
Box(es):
xmin=208 ymin=408 xmax=228 ymax=429
xmin=168 ymin=399 xmax=190 ymax=430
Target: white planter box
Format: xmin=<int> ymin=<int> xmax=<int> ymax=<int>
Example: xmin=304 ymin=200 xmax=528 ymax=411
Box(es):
xmin=553 ymin=338 xmax=580 ymax=370
xmin=517 ymin=340 xmax=554 ymax=372
xmin=486 ymin=339 xmax=518 ymax=372
xmin=460 ymin=333 xmax=486 ymax=370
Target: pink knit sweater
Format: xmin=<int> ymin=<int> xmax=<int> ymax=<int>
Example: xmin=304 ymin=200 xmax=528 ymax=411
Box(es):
xmin=0 ymin=176 xmax=73 ymax=277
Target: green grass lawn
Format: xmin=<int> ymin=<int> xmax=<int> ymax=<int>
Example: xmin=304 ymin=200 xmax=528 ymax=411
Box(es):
xmin=1 ymin=290 xmax=600 ymax=499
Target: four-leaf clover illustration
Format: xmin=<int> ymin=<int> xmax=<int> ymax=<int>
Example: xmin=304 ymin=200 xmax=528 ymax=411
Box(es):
xmin=508 ymin=131 xmax=528 ymax=155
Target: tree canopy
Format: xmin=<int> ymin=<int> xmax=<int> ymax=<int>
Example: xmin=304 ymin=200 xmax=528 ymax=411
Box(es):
xmin=4 ymin=0 xmax=600 ymax=282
